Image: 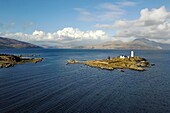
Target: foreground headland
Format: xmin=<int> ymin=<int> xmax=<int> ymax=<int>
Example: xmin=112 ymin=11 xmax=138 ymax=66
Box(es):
xmin=67 ymin=55 xmax=151 ymax=71
xmin=0 ymin=54 xmax=43 ymax=68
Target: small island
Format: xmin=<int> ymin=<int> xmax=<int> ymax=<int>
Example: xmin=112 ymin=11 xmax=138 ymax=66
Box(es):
xmin=0 ymin=54 xmax=43 ymax=68
xmin=67 ymin=51 xmax=152 ymax=71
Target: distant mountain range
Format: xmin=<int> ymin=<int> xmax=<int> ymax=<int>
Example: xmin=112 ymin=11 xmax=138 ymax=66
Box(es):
xmin=0 ymin=37 xmax=41 ymax=49
xmin=73 ymin=38 xmax=170 ymax=50
xmin=1 ymin=36 xmax=170 ymax=50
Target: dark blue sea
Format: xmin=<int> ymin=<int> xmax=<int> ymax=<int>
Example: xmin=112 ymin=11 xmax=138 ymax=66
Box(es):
xmin=0 ymin=49 xmax=170 ymax=113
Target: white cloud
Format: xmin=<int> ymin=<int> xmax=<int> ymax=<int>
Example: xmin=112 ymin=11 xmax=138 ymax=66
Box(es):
xmin=1 ymin=27 xmax=109 ymax=47
xmin=96 ymin=24 xmax=113 ymax=29
xmin=33 ymin=30 xmax=45 ymax=37
xmin=116 ymin=1 xmax=136 ymax=7
xmin=75 ymin=1 xmax=137 ymax=22
xmin=74 ymin=8 xmax=94 ymax=21
xmin=99 ymin=3 xmax=124 ymax=12
xmin=97 ymin=6 xmax=170 ymax=43
xmin=56 ymin=27 xmax=107 ymax=40
xmin=139 ymin=6 xmax=169 ymax=22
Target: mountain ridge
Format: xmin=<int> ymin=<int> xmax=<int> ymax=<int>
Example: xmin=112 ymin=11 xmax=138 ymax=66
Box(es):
xmin=73 ymin=38 xmax=170 ymax=50
xmin=0 ymin=37 xmax=41 ymax=49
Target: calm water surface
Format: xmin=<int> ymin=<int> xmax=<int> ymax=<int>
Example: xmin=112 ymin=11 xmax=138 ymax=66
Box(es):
xmin=0 ymin=49 xmax=170 ymax=113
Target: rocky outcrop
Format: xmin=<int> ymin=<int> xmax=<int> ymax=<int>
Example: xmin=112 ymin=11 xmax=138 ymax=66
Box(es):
xmin=0 ymin=54 xmax=43 ymax=68
xmin=67 ymin=56 xmax=151 ymax=71
xmin=66 ymin=59 xmax=81 ymax=64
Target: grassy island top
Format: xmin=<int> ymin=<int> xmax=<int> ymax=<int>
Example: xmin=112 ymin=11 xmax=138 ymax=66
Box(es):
xmin=67 ymin=56 xmax=151 ymax=71
xmin=0 ymin=54 xmax=43 ymax=68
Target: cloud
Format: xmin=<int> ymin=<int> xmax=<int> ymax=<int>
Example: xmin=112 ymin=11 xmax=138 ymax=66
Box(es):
xmin=99 ymin=3 xmax=124 ymax=12
xmin=75 ymin=1 xmax=137 ymax=22
xmin=115 ymin=6 xmax=170 ymax=39
xmin=74 ymin=8 xmax=94 ymax=21
xmin=97 ymin=6 xmax=170 ymax=43
xmin=116 ymin=1 xmax=136 ymax=7
xmin=1 ymin=27 xmax=110 ymax=47
xmin=96 ymin=24 xmax=114 ymax=29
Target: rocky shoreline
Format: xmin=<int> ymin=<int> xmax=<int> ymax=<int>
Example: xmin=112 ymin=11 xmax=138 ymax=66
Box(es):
xmin=67 ymin=56 xmax=153 ymax=71
xmin=0 ymin=54 xmax=43 ymax=68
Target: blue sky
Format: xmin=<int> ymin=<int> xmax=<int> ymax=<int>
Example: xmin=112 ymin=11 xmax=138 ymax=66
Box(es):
xmin=1 ymin=0 xmax=170 ymax=46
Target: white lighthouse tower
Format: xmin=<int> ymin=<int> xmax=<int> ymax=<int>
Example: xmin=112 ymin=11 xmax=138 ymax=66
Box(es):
xmin=131 ymin=51 xmax=134 ymax=57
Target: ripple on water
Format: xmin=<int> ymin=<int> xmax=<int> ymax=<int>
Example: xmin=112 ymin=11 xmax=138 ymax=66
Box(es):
xmin=0 ymin=49 xmax=170 ymax=113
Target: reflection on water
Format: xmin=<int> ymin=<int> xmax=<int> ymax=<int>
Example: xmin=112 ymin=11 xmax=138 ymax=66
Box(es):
xmin=0 ymin=49 xmax=170 ymax=113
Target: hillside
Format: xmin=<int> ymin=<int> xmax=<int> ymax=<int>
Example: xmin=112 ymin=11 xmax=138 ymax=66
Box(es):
xmin=73 ymin=38 xmax=170 ymax=50
xmin=0 ymin=37 xmax=41 ymax=49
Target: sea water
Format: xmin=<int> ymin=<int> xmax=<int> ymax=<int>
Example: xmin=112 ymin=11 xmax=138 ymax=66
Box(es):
xmin=0 ymin=49 xmax=170 ymax=113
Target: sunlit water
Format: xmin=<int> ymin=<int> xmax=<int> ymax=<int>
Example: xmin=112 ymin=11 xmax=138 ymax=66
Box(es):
xmin=0 ymin=49 xmax=170 ymax=113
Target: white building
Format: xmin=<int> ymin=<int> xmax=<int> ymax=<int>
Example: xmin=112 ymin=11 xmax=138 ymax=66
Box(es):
xmin=119 ymin=51 xmax=135 ymax=59
xmin=120 ymin=55 xmax=126 ymax=59
xmin=131 ymin=51 xmax=134 ymax=57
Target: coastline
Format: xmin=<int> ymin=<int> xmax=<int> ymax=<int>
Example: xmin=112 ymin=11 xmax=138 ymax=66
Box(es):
xmin=0 ymin=54 xmax=43 ymax=68
xmin=67 ymin=56 xmax=151 ymax=71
